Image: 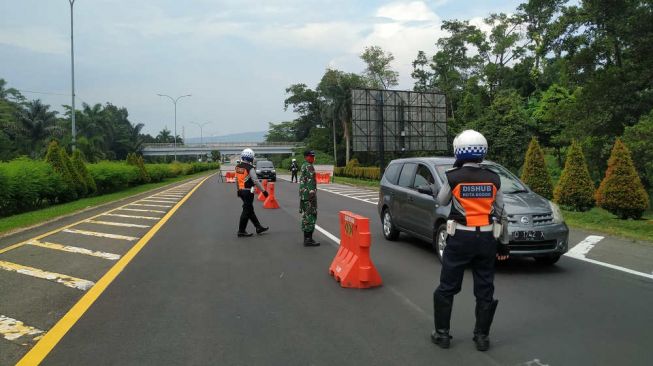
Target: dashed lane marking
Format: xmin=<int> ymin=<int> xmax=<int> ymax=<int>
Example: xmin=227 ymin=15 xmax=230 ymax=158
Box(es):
xmin=0 ymin=315 xmax=43 ymax=344
xmin=0 ymin=260 xmax=95 ymax=290
xmin=62 ymin=229 xmax=139 ymax=241
xmin=139 ymin=199 xmax=179 ymax=204
xmin=27 ymin=240 xmax=120 ymax=260
xmin=153 ymin=194 xmax=184 ymax=198
xmin=102 ymin=213 xmax=161 ymax=220
xmin=85 ymin=220 xmax=150 ymax=229
xmin=128 ymin=203 xmax=172 ymax=208
xmin=118 ymin=208 xmax=167 ymax=214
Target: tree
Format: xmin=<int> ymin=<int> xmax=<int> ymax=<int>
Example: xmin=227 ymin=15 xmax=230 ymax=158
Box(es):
xmin=622 ymin=110 xmax=653 ymax=191
xmin=72 ymin=150 xmax=97 ymax=195
xmin=521 ymin=137 xmax=553 ymax=199
xmin=360 ymin=46 xmax=399 ymax=89
xmin=126 ymin=152 xmax=150 ymax=183
xmin=61 ymin=148 xmax=87 ymax=197
xmin=44 ymin=141 xmax=77 ymax=202
xmin=156 ymin=128 xmax=173 ymax=143
xmin=531 ymin=83 xmax=577 ymax=165
xmin=595 ymin=139 xmax=649 ymax=219
xmin=19 ymin=100 xmax=61 ymax=158
xmin=554 ymin=140 xmax=595 ymax=211
xmin=265 ymin=121 xmax=298 ymax=142
xmin=283 ymin=84 xmax=322 ymax=141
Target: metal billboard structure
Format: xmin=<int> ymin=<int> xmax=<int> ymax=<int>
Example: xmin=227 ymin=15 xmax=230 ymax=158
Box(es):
xmin=351 ymin=89 xmax=447 ymax=155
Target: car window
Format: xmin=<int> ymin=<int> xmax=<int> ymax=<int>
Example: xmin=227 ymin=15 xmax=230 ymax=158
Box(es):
xmin=413 ymin=164 xmax=434 ymax=189
xmin=397 ymin=163 xmax=417 ymax=188
xmin=383 ymin=163 xmax=402 ymax=185
xmin=258 ymin=162 xmax=274 ymax=168
xmin=435 ymin=163 xmax=527 ymax=193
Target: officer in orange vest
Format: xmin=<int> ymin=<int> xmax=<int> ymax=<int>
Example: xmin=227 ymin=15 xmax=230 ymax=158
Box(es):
xmin=431 ymin=130 xmax=509 ymax=351
xmin=235 ymin=148 xmax=269 ymax=237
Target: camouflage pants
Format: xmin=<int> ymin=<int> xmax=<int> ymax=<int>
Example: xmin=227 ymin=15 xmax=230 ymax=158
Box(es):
xmin=300 ymin=199 xmax=317 ymax=232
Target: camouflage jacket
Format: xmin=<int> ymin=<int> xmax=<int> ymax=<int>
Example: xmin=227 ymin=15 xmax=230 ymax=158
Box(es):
xmin=299 ymin=161 xmax=316 ymax=202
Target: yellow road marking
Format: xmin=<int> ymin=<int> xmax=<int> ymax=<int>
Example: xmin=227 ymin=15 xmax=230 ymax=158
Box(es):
xmin=0 ymin=242 xmax=25 ymax=255
xmin=27 ymin=240 xmax=120 ymax=261
xmin=128 ymin=203 xmax=172 ymax=208
xmin=118 ymin=208 xmax=167 ymax=214
xmin=102 ymin=213 xmax=161 ymax=220
xmin=17 ymin=174 xmax=212 ymax=365
xmin=62 ymin=229 xmax=139 ymax=241
xmin=85 ymin=220 xmax=150 ymax=229
xmin=0 ymin=315 xmax=44 ymax=344
xmin=0 ymin=260 xmax=95 ymax=290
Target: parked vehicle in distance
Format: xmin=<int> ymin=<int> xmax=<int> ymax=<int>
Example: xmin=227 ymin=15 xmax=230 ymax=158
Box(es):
xmin=377 ymin=157 xmax=569 ymax=265
xmin=255 ymin=160 xmax=276 ymax=182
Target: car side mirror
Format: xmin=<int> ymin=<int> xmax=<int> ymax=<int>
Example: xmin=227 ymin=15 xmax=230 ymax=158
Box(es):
xmin=417 ymin=185 xmax=433 ymax=195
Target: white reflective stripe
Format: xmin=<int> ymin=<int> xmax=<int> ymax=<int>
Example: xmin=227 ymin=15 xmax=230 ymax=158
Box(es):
xmin=119 ymin=208 xmax=167 ymax=214
xmin=103 ymin=213 xmax=161 ymax=220
xmin=0 ymin=260 xmax=95 ymax=290
xmin=62 ymin=229 xmax=139 ymax=241
xmin=0 ymin=315 xmax=44 ymax=342
xmin=85 ymin=220 xmax=150 ymax=228
xmin=27 ymin=240 xmax=120 ymax=260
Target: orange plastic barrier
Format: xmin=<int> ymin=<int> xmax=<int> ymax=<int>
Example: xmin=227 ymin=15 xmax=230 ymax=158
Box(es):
xmin=328 ymin=211 xmax=382 ymax=288
xmin=257 ymin=179 xmax=268 ymax=201
xmin=316 ymin=172 xmax=331 ymax=184
xmin=225 ymin=171 xmax=236 ymax=183
xmin=263 ymin=182 xmax=280 ymax=209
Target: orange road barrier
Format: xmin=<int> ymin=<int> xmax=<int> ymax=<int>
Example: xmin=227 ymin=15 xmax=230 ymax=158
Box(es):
xmin=316 ymin=172 xmax=331 ymax=184
xmin=258 ymin=179 xmax=268 ymax=201
xmin=263 ymin=182 xmax=280 ymax=209
xmin=329 ymin=211 xmax=382 ymax=288
xmin=225 ymin=171 xmax=236 ymax=183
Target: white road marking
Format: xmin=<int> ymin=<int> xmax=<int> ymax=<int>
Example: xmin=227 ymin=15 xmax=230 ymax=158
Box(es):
xmin=119 ymin=208 xmax=167 ymax=214
xmin=314 ymin=225 xmax=341 ymax=247
xmin=139 ymin=199 xmax=179 ymax=204
xmin=128 ymin=203 xmax=172 ymax=208
xmin=85 ymin=220 xmax=150 ymax=228
xmin=0 ymin=315 xmax=43 ymax=343
xmin=565 ymin=236 xmax=653 ymax=280
xmin=62 ymin=228 xmax=139 ymax=241
xmin=103 ymin=213 xmax=161 ymax=220
xmin=153 ymin=194 xmax=183 ymax=199
xmin=27 ymin=240 xmax=120 ymax=260
xmin=0 ymin=260 xmax=95 ymax=290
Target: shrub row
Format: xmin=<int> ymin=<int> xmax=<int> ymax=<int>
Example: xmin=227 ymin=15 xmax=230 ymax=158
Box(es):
xmin=334 ymin=166 xmax=381 ymax=181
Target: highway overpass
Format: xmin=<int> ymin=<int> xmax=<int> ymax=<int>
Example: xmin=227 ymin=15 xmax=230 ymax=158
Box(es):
xmin=142 ymin=142 xmax=302 ymax=156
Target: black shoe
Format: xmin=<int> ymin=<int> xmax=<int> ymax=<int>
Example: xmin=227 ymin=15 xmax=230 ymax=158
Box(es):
xmin=256 ymin=226 xmax=269 ymax=234
xmin=473 ymin=299 xmax=498 ymax=352
xmin=473 ymin=333 xmax=490 ymax=351
xmin=303 ymin=231 xmax=320 ymax=246
xmin=237 ymin=231 xmax=253 ymax=237
xmin=431 ymin=329 xmax=452 ymax=349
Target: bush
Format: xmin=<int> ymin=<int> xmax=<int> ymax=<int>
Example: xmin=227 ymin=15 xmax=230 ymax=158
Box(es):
xmin=127 ymin=153 xmax=151 ymax=183
xmin=334 ymin=160 xmax=381 ymax=181
xmin=87 ymin=162 xmax=140 ymax=194
xmin=0 ymin=158 xmax=64 ymax=216
xmin=145 ymin=164 xmax=170 ymax=182
xmin=72 ymin=150 xmax=97 ymax=195
xmin=595 ymin=139 xmax=649 ymax=219
xmin=62 ymin=149 xmax=87 ymax=197
xmin=521 ymin=137 xmax=553 ymax=199
xmin=623 ymin=110 xmax=653 ymax=192
xmin=45 ymin=141 xmax=77 ymax=202
xmin=554 ymin=140 xmax=595 ymax=211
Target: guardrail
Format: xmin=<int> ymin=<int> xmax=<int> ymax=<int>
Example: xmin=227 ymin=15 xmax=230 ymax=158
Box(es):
xmin=143 ymin=142 xmax=303 ymax=149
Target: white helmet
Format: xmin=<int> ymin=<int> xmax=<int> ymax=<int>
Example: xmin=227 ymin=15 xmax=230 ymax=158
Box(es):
xmin=241 ymin=148 xmax=255 ymax=162
xmin=292 ymin=158 xmax=296 ymax=162
xmin=453 ymin=130 xmax=488 ymax=162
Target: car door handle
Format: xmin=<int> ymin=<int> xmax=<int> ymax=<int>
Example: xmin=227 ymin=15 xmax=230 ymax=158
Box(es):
xmin=407 ymin=195 xmax=414 ymax=202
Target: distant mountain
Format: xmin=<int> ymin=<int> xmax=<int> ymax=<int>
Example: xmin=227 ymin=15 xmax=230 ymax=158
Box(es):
xmin=185 ymin=131 xmax=267 ymax=143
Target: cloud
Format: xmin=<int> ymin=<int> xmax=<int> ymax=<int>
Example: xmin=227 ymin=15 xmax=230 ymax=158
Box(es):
xmin=0 ymin=27 xmax=68 ymax=55
xmin=376 ymin=1 xmax=440 ymax=22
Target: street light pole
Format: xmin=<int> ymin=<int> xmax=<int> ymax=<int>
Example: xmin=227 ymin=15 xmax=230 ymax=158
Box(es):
xmin=69 ymin=0 xmax=76 ymax=151
xmin=157 ymin=93 xmax=191 ymax=161
xmin=190 ymin=122 xmax=211 ymax=145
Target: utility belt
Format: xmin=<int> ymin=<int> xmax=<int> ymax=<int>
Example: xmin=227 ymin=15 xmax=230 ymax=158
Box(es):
xmin=238 ymin=187 xmax=256 ymax=195
xmin=446 ymin=220 xmax=502 ymax=239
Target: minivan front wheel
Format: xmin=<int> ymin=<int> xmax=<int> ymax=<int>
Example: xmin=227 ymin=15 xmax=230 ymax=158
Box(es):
xmin=382 ymin=209 xmax=400 ymax=241
xmin=433 ymin=223 xmax=447 ymax=263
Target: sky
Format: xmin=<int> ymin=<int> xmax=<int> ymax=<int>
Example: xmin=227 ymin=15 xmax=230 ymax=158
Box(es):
xmin=1 ymin=0 xmax=523 ymax=139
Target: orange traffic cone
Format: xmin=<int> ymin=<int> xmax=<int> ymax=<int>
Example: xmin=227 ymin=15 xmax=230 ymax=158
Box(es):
xmin=258 ymin=179 xmax=268 ymax=201
xmin=263 ymin=182 xmax=280 ymax=209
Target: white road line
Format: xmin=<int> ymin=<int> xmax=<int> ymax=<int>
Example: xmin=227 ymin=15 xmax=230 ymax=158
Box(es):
xmin=128 ymin=203 xmax=172 ymax=208
xmin=103 ymin=213 xmax=161 ymax=220
xmin=315 ymin=225 xmax=341 ymax=247
xmin=0 ymin=260 xmax=95 ymax=290
xmin=153 ymin=194 xmax=183 ymax=198
xmin=62 ymin=228 xmax=139 ymax=241
xmin=139 ymin=199 xmax=179 ymax=204
xmin=27 ymin=240 xmax=120 ymax=260
xmin=119 ymin=208 xmax=167 ymax=214
xmin=0 ymin=315 xmax=43 ymax=343
xmin=565 ymin=236 xmax=653 ymax=280
xmin=142 ymin=197 xmax=178 ymax=202
xmin=85 ymin=220 xmax=150 ymax=229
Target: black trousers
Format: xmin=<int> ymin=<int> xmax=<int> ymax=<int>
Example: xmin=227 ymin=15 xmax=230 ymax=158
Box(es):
xmin=435 ymin=230 xmax=496 ymax=306
xmin=238 ymin=190 xmax=261 ymax=232
xmin=291 ymin=171 xmax=298 ymax=182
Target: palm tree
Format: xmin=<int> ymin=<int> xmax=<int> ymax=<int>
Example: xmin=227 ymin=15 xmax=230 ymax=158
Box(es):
xmin=156 ymin=128 xmax=173 ymax=143
xmin=19 ymin=100 xmax=61 ymax=158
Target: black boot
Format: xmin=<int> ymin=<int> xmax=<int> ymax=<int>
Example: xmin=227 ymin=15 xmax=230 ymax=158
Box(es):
xmin=237 ymin=231 xmax=253 ymax=237
xmin=473 ymin=299 xmax=498 ymax=351
xmin=303 ymin=231 xmax=320 ymax=246
xmin=256 ymin=226 xmax=269 ymax=234
xmin=432 ymin=293 xmax=453 ymax=349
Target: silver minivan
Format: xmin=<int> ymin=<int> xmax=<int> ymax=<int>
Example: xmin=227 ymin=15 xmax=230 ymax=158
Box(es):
xmin=377 ymin=157 xmax=569 ymax=265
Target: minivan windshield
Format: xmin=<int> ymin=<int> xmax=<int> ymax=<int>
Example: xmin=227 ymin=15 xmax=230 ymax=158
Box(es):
xmin=434 ymin=163 xmax=528 ymax=194
xmin=257 ymin=161 xmax=274 ymax=168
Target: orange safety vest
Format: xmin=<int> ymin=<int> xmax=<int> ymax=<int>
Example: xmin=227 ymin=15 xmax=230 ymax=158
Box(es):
xmin=235 ymin=162 xmax=253 ymax=190
xmin=446 ymin=166 xmax=501 ymax=227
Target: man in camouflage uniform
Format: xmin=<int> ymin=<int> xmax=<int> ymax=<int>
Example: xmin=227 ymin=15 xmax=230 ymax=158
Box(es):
xmin=299 ymin=150 xmax=320 ymax=246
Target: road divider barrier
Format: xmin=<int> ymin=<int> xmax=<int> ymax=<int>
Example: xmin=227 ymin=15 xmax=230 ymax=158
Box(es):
xmin=329 ymin=211 xmax=382 ymax=288
xmin=316 ymin=172 xmax=331 ymax=184
xmin=258 ymin=179 xmax=268 ymax=201
xmin=225 ymin=171 xmax=236 ymax=183
xmin=263 ymin=182 xmax=280 ymax=209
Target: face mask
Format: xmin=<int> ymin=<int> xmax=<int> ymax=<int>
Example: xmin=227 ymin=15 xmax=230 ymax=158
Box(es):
xmin=306 ymin=156 xmax=315 ymax=164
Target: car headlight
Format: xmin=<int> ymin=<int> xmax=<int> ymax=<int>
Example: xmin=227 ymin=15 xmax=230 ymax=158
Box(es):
xmin=256 ymin=169 xmax=261 ymax=173
xmin=549 ymin=201 xmax=564 ymax=224
xmin=271 ymin=169 xmax=276 ymax=173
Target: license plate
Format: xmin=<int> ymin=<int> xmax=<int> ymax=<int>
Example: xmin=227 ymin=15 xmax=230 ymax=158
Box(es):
xmin=513 ymin=230 xmax=544 ymax=241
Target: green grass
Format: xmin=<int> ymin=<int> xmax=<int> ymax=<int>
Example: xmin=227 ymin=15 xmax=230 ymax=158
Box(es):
xmin=0 ymin=170 xmax=216 ymax=235
xmin=333 ymin=176 xmax=380 ymax=188
xmin=562 ymin=208 xmax=653 ymax=242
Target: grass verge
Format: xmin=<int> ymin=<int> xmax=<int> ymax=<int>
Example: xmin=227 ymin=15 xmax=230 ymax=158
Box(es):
xmin=333 ymin=176 xmax=380 ymax=188
xmin=0 ymin=170 xmax=216 ymax=235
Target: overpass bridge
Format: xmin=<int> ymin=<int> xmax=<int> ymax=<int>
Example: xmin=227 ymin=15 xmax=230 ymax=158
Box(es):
xmin=142 ymin=142 xmax=302 ymax=157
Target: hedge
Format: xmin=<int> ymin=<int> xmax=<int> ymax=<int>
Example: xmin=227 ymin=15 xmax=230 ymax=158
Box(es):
xmin=87 ymin=162 xmax=141 ymax=194
xmin=0 ymin=158 xmax=65 ymax=216
xmin=334 ymin=160 xmax=381 ymax=181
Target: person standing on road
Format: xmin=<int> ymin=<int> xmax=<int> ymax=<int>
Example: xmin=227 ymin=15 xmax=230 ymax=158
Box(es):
xmin=431 ymin=130 xmax=509 ymax=352
xmin=290 ymin=158 xmax=299 ymax=183
xmin=235 ymin=148 xmax=269 ymax=237
xmin=299 ymin=150 xmax=320 ymax=246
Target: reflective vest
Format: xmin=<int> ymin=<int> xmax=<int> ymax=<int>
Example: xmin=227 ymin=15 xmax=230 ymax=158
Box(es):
xmin=446 ymin=166 xmax=501 ymax=227
xmin=235 ymin=162 xmax=254 ymax=190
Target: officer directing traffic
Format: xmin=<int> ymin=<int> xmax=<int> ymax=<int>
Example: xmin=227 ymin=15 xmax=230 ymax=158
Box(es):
xmin=431 ymin=130 xmax=509 ymax=351
xmin=290 ymin=158 xmax=299 ymax=183
xmin=235 ymin=148 xmax=269 ymax=237
xmin=299 ymin=150 xmax=320 ymax=246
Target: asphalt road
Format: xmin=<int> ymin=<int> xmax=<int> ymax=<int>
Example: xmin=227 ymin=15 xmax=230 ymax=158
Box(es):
xmin=3 ymin=175 xmax=652 ymax=365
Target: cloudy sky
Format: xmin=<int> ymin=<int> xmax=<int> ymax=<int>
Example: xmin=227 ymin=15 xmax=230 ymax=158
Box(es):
xmin=1 ymin=0 xmax=522 ymax=138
